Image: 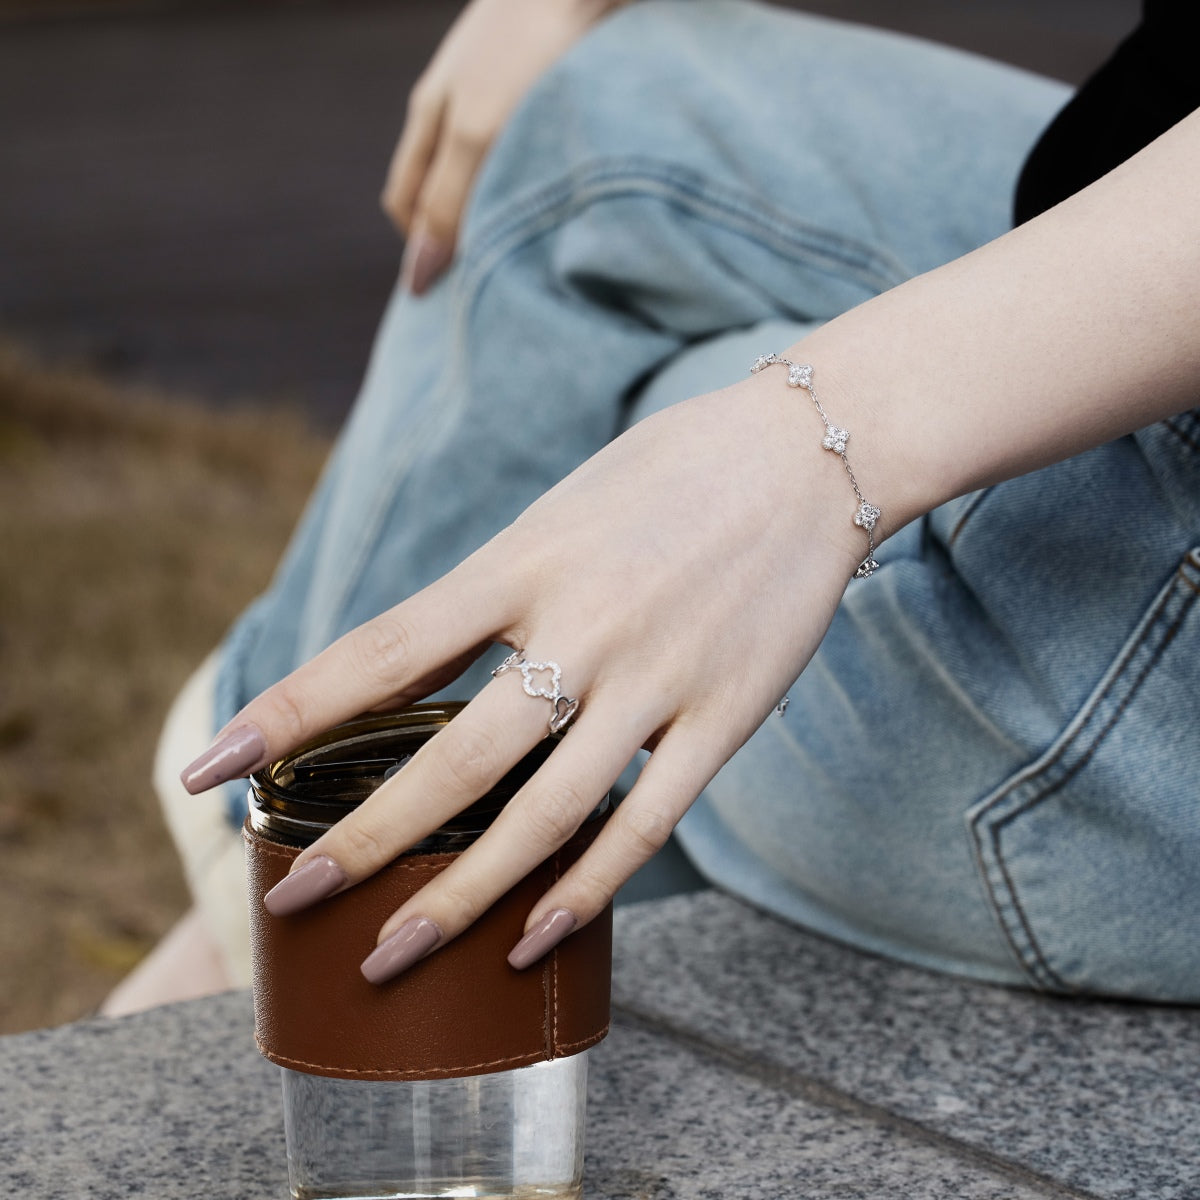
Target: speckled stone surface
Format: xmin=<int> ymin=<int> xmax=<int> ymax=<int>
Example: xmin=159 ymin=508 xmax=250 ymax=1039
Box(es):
xmin=588 ymin=1019 xmax=1062 ymax=1200
xmin=0 ymin=992 xmax=283 ymax=1198
xmin=1 ymin=892 xmax=1195 ymax=1199
xmin=612 ymin=892 xmax=1200 ymax=1200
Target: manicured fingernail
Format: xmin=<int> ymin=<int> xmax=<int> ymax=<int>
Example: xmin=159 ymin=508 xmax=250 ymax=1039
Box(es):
xmin=400 ymin=230 xmax=451 ymax=296
xmin=179 ymin=725 xmax=266 ymax=794
xmin=263 ymin=855 xmax=348 ymax=916
xmin=508 ymin=908 xmax=578 ymax=971
xmin=361 ymin=917 xmax=442 ymax=984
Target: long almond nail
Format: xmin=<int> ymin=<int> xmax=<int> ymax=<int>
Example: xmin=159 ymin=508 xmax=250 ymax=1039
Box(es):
xmin=400 ymin=230 xmax=451 ymax=296
xmin=179 ymin=725 xmax=267 ymax=794
xmin=361 ymin=917 xmax=442 ymax=984
xmin=508 ymin=908 xmax=578 ymax=970
xmin=263 ymin=855 xmax=348 ymax=916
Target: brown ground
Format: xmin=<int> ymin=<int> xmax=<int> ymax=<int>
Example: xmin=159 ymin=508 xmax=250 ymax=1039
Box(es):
xmin=0 ymin=343 xmax=328 ymax=1034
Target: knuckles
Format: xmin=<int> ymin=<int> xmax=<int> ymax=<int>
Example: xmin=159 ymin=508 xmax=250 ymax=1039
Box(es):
xmin=615 ymin=802 xmax=674 ymax=858
xmin=446 ymin=119 xmax=492 ymax=158
xmin=565 ymin=858 xmax=622 ymax=917
xmin=432 ymin=723 xmax=506 ymax=794
xmin=262 ymin=683 xmax=310 ymax=748
xmin=332 ymin=818 xmax=397 ymax=873
xmin=519 ymin=779 xmax=588 ymax=850
xmin=430 ymin=873 xmax=491 ymax=926
xmin=405 ymin=77 xmax=438 ymax=119
xmin=347 ymin=616 xmax=416 ymax=688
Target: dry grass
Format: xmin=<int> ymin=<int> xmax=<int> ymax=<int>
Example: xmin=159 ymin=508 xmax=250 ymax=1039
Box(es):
xmin=0 ymin=342 xmax=329 ymax=1033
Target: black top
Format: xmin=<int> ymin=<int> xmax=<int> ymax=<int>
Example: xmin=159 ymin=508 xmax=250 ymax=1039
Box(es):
xmin=1013 ymin=0 xmax=1200 ymax=224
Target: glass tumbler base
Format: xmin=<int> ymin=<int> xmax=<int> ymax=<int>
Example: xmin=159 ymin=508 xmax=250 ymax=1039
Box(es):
xmin=282 ymin=1054 xmax=588 ymax=1200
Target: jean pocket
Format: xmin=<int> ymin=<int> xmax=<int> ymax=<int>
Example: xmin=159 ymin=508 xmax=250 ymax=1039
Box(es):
xmin=966 ymin=548 xmax=1200 ymax=1002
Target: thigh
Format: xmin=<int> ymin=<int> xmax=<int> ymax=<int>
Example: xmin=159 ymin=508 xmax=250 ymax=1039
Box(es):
xmin=469 ymin=0 xmax=1070 ymax=318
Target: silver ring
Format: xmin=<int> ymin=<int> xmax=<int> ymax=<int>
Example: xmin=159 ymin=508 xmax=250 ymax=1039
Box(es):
xmin=492 ymin=650 xmax=580 ymax=734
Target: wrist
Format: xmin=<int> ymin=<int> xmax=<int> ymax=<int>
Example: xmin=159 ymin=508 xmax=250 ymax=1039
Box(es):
xmin=747 ymin=354 xmax=884 ymax=577
xmin=717 ymin=368 xmax=875 ymax=584
xmin=778 ymin=322 xmax=958 ymax=544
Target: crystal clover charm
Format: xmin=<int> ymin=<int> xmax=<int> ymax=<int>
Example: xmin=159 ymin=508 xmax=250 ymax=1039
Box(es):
xmin=787 ymin=362 xmax=814 ymax=389
xmin=853 ymin=501 xmax=881 ymax=532
xmin=822 ymin=426 xmax=850 ymax=454
xmin=517 ymin=659 xmax=562 ymax=700
xmin=854 ymin=557 xmax=879 ymax=579
xmin=491 ymin=651 xmax=580 ymax=734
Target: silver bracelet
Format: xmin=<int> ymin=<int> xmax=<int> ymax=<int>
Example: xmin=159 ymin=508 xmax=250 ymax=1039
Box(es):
xmin=750 ymin=354 xmax=880 ymax=579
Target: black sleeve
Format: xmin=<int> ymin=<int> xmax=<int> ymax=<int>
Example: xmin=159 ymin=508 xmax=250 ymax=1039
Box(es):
xmin=1013 ymin=0 xmax=1200 ymax=225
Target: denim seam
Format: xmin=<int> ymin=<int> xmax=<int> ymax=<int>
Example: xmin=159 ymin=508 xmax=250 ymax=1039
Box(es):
xmin=966 ymin=551 xmax=1200 ymax=991
xmin=1164 ymin=414 xmax=1200 ymax=455
xmin=464 ymin=156 xmax=909 ymax=299
xmin=314 ymin=384 xmax=461 ymax=652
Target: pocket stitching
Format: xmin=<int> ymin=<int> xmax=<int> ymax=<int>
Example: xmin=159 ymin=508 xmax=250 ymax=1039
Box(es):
xmin=968 ymin=554 xmax=1200 ymax=991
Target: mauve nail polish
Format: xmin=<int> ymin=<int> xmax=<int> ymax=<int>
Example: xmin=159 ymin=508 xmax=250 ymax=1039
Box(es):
xmin=263 ymin=855 xmax=348 ymax=917
xmin=180 ymin=725 xmax=266 ymax=794
xmin=507 ymin=908 xmax=578 ymax=971
xmin=361 ymin=917 xmax=442 ymax=984
xmin=400 ymin=231 xmax=451 ymax=296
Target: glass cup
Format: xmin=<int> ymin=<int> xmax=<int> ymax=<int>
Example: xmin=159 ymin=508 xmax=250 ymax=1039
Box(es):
xmin=247 ymin=704 xmax=603 ymax=1200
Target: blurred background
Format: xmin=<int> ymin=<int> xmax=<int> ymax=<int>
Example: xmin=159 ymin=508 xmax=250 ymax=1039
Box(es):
xmin=0 ymin=0 xmax=1139 ymax=1035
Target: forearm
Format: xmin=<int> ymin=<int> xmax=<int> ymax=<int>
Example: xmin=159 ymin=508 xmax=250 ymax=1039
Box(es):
xmin=790 ymin=107 xmax=1200 ymax=539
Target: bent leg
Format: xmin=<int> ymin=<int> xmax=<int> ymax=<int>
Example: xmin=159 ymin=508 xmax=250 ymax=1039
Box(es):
xmin=215 ymin=2 xmax=1066 ymax=741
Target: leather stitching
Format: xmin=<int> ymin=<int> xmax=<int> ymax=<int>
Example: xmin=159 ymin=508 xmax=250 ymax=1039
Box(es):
xmin=256 ymin=1026 xmax=608 ymax=1079
xmin=549 ymin=846 xmax=560 ymax=1058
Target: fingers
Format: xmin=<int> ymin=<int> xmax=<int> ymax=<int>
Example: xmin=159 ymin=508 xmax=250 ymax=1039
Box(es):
xmin=179 ymin=568 xmax=504 ymax=795
xmin=381 ymin=84 xmax=443 ymax=236
xmin=507 ymin=725 xmax=721 ymax=967
xmin=361 ymin=701 xmax=646 ymax=983
xmin=265 ymin=678 xmax=554 ymax=923
xmin=383 ymin=78 xmax=479 ymax=296
xmin=398 ymin=121 xmax=490 ymax=296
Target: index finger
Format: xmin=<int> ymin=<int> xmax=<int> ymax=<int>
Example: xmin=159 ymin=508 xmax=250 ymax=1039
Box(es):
xmin=179 ymin=568 xmax=507 ymax=795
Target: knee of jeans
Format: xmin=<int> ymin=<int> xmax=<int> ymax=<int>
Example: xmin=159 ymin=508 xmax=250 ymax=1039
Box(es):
xmin=463 ymin=0 xmax=752 ymax=234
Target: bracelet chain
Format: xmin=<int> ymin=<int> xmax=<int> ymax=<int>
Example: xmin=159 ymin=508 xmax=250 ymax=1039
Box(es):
xmin=750 ymin=354 xmax=879 ymax=579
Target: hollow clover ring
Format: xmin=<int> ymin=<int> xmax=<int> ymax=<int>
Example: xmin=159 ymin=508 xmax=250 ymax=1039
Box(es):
xmin=492 ymin=650 xmax=581 ymax=734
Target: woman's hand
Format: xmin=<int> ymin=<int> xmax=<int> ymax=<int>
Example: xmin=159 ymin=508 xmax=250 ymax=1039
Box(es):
xmin=385 ymin=0 xmax=627 ymax=295
xmin=181 ymin=376 xmax=866 ymax=981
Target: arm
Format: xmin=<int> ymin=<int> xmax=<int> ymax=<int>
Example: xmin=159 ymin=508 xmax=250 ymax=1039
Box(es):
xmin=183 ymin=109 xmax=1200 ymax=979
xmin=803 ymin=106 xmax=1200 ymax=540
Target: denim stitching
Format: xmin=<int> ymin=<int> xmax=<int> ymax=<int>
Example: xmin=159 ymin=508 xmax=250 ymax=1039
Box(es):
xmin=464 ymin=156 xmax=910 ymax=300
xmin=315 ymin=348 xmax=466 ymax=653
xmin=324 ymin=158 xmax=914 ymax=639
xmin=989 ymin=568 xmax=1194 ymax=988
xmin=968 ymin=553 xmax=1200 ymax=990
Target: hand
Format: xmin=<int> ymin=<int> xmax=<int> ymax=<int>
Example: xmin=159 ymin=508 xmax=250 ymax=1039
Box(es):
xmin=181 ymin=377 xmax=865 ymax=982
xmin=385 ymin=0 xmax=625 ymax=295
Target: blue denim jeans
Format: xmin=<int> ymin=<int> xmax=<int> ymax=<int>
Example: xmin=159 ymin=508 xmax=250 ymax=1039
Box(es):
xmin=215 ymin=1 xmax=1200 ymax=1000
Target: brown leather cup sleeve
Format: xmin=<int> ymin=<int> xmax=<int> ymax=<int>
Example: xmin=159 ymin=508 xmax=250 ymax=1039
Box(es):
xmin=244 ymin=818 xmax=612 ymax=1080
